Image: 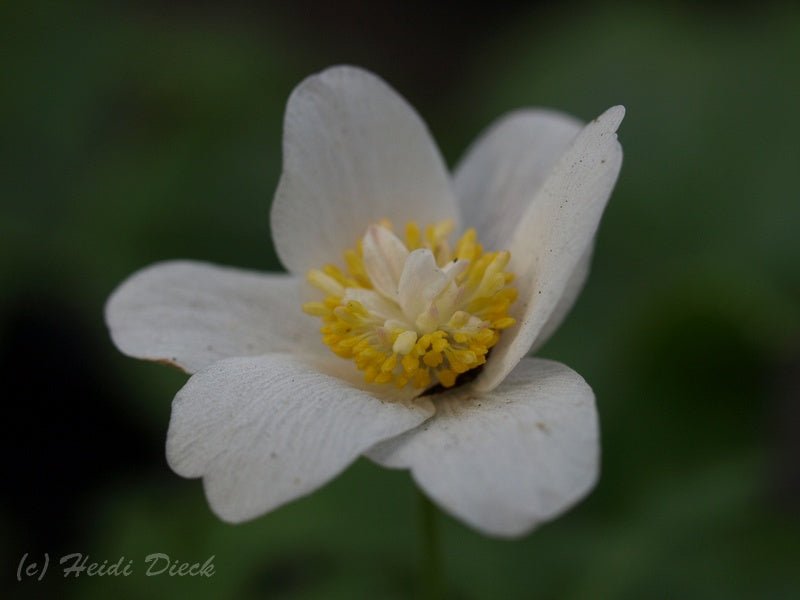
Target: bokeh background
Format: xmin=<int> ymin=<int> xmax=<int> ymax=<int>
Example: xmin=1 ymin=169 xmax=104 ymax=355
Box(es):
xmin=3 ymin=1 xmax=799 ymax=598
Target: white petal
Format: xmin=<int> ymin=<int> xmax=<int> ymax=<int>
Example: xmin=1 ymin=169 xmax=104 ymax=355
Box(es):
xmin=529 ymin=240 xmax=594 ymax=354
xmin=167 ymin=353 xmax=434 ymax=523
xmin=361 ymin=224 xmax=409 ymax=301
xmin=368 ymin=358 xmax=598 ymax=538
xmin=271 ymin=66 xmax=458 ymax=276
xmin=398 ymin=249 xmax=448 ymax=320
xmin=476 ymin=106 xmax=625 ymax=392
xmin=105 ymin=260 xmax=315 ymax=374
xmin=454 ymin=109 xmax=583 ymax=251
xmin=342 ymin=287 xmax=406 ymax=322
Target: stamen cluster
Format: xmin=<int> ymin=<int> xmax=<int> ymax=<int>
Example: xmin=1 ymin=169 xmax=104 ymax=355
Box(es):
xmin=303 ymin=220 xmax=517 ymax=390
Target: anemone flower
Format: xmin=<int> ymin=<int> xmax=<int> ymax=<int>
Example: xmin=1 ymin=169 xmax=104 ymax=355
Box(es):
xmin=106 ymin=65 xmax=624 ymax=538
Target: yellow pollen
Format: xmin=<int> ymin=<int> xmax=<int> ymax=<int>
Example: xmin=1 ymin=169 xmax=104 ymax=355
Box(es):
xmin=302 ymin=219 xmax=517 ymax=391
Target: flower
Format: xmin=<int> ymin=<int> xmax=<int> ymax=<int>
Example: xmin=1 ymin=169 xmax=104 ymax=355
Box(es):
xmin=106 ymin=65 xmax=624 ymax=538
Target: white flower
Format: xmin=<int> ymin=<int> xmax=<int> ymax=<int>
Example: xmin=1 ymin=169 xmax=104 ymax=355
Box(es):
xmin=105 ymin=66 xmax=624 ymax=538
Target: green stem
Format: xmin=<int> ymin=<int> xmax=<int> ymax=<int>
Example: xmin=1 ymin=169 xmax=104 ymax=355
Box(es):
xmin=419 ymin=490 xmax=444 ymax=600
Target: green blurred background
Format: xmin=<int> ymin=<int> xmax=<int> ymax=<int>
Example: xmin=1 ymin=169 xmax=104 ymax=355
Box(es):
xmin=2 ymin=1 xmax=799 ymax=598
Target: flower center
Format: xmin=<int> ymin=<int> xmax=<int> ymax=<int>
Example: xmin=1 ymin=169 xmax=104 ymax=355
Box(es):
xmin=303 ymin=220 xmax=517 ymax=390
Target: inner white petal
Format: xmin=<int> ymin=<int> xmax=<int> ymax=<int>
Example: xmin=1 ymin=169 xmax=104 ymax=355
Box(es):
xmin=398 ymin=249 xmax=450 ymax=321
xmin=361 ymin=225 xmax=409 ymax=301
xmin=434 ymin=260 xmax=469 ymax=319
xmin=343 ymin=288 xmax=406 ymax=322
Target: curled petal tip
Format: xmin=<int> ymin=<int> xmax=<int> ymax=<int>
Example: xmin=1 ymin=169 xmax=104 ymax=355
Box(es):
xmin=598 ymin=105 xmax=626 ymax=132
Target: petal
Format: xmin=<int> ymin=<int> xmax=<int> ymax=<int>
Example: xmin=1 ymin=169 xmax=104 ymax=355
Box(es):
xmin=454 ymin=109 xmax=583 ymax=252
xmin=271 ymin=66 xmax=458 ymax=276
xmin=398 ymin=249 xmax=448 ymax=320
xmin=475 ymin=106 xmax=625 ymax=392
xmin=368 ymin=358 xmax=599 ymax=538
xmin=361 ymin=224 xmax=409 ymax=301
xmin=342 ymin=287 xmax=405 ymax=322
xmin=105 ymin=260 xmax=315 ymax=373
xmin=529 ymin=240 xmax=594 ymax=354
xmin=167 ymin=354 xmax=434 ymax=522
